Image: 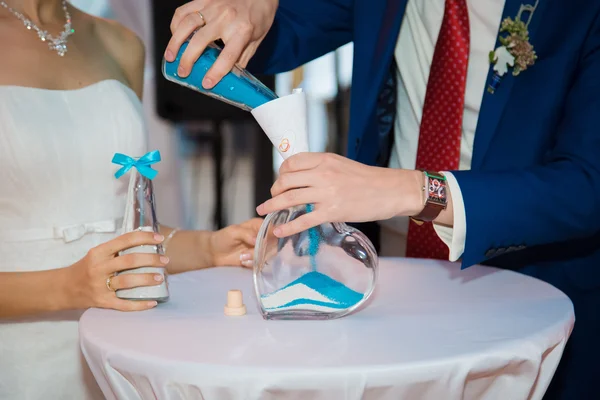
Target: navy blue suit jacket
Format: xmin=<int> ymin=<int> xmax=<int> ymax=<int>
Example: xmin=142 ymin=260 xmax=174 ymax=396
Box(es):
xmin=248 ymin=1 xmax=600 ymax=397
xmin=248 ymin=0 xmax=600 ymax=289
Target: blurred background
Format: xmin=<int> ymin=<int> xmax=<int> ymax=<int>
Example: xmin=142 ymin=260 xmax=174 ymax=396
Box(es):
xmin=70 ymin=0 xmax=353 ymax=231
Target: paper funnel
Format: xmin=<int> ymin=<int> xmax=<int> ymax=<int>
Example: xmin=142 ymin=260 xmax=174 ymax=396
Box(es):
xmin=251 ymin=89 xmax=309 ymax=160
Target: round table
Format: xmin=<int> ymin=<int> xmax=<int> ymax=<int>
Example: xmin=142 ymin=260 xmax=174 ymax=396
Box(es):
xmin=80 ymin=258 xmax=574 ymax=400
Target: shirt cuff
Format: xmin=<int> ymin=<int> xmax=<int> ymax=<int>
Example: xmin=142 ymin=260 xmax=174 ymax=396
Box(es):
xmin=432 ymin=171 xmax=466 ymax=262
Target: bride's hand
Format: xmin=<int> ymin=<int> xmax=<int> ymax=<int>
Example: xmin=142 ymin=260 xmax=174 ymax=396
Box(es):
xmin=63 ymin=231 xmax=168 ymax=311
xmin=209 ymin=218 xmax=263 ymax=268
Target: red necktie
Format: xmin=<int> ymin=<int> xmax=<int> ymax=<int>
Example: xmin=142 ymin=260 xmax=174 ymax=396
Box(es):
xmin=405 ymin=0 xmax=470 ymax=259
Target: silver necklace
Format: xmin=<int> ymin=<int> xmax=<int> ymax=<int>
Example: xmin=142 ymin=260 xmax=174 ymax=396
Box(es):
xmin=0 ymin=0 xmax=74 ymax=56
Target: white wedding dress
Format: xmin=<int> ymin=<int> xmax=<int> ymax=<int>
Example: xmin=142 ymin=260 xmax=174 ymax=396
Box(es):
xmin=0 ymin=79 xmax=148 ymax=399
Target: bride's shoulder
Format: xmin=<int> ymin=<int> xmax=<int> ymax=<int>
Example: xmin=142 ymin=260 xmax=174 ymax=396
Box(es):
xmin=90 ymin=15 xmax=145 ymax=99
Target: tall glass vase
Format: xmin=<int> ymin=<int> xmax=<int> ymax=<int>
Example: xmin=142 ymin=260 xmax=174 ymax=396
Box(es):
xmin=114 ymin=156 xmax=169 ymax=303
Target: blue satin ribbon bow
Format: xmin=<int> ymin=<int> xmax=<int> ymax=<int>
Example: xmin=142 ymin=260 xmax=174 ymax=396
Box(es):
xmin=112 ymin=150 xmax=161 ymax=180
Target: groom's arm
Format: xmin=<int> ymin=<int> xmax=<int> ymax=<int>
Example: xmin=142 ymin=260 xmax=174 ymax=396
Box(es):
xmin=451 ymin=18 xmax=600 ymax=269
xmin=248 ymin=0 xmax=353 ymax=74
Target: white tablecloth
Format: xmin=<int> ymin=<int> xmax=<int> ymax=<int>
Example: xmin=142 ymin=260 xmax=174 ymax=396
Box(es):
xmin=79 ymin=258 xmax=574 ymax=400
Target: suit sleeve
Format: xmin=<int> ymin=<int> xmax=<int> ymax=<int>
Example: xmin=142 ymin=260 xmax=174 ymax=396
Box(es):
xmin=247 ymin=0 xmax=354 ymax=74
xmin=453 ymin=21 xmax=600 ymax=269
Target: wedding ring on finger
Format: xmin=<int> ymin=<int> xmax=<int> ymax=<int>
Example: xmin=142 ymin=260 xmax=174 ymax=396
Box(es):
xmin=106 ymin=274 xmax=116 ymax=292
xmin=195 ymin=11 xmax=206 ymax=27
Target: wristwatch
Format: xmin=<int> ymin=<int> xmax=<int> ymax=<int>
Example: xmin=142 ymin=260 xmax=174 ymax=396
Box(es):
xmin=410 ymin=171 xmax=447 ymax=224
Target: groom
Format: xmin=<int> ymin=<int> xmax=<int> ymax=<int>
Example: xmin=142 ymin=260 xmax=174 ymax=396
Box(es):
xmin=167 ymin=0 xmax=600 ymax=398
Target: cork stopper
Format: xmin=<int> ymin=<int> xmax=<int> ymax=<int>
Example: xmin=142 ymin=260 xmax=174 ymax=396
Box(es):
xmin=224 ymin=289 xmax=247 ymax=316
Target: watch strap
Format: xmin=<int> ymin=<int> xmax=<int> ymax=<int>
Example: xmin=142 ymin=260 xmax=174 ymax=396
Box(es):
xmin=411 ymin=202 xmax=446 ymax=224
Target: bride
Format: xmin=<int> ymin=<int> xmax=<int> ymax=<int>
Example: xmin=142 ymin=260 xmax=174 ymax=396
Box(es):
xmin=0 ymin=0 xmax=259 ymax=398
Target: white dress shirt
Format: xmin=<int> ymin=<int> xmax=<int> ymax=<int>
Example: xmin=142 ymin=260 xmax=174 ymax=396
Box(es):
xmin=382 ymin=0 xmax=506 ymax=261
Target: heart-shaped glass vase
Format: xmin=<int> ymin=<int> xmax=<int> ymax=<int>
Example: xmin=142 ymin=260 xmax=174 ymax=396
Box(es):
xmin=253 ymin=205 xmax=378 ymax=320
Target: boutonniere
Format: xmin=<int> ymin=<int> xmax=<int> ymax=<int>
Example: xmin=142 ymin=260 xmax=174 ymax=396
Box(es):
xmin=488 ymin=1 xmax=539 ymax=93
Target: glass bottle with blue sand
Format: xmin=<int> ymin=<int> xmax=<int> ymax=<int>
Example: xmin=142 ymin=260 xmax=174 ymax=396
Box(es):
xmin=162 ymin=41 xmax=277 ymax=111
xmin=253 ymin=205 xmax=379 ymax=320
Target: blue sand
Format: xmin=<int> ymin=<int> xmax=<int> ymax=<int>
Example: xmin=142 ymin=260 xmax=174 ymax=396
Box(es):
xmin=263 ymin=271 xmax=364 ymax=310
xmin=305 ymin=204 xmax=320 ymax=271
xmin=163 ymin=42 xmax=277 ymax=110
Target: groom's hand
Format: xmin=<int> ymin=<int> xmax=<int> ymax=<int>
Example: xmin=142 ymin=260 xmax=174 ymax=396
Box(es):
xmin=256 ymin=153 xmax=424 ymax=237
xmin=165 ymin=0 xmax=279 ymax=88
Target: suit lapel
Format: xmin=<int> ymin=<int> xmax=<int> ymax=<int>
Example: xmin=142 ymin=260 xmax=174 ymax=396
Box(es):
xmin=471 ymin=0 xmax=549 ymax=169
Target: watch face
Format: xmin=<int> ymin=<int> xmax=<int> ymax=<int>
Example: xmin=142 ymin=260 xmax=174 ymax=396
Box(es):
xmin=437 ymin=185 xmax=445 ymax=198
xmin=428 ymin=178 xmax=446 ymax=205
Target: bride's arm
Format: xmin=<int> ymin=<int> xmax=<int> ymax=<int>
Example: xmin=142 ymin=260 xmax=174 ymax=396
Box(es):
xmin=159 ymin=226 xmax=213 ymax=274
xmin=0 ymin=269 xmax=71 ymax=318
xmin=0 ymin=232 xmax=166 ymax=319
xmin=159 ymin=220 xmax=262 ymax=274
xmin=0 ymin=228 xmax=203 ymax=316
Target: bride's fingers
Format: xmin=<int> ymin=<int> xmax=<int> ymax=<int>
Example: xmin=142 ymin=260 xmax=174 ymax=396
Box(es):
xmin=226 ymin=224 xmax=258 ymax=247
xmin=109 ymin=272 xmax=163 ymax=291
xmin=105 ymin=298 xmax=158 ymax=312
xmin=106 ymin=253 xmax=169 ymax=274
xmin=240 ymin=251 xmax=253 ymax=260
xmin=237 ymin=248 xmax=255 ymax=268
xmin=99 ymin=231 xmax=164 ymax=258
xmin=241 ymin=231 xmax=257 ymax=246
xmin=242 ymin=217 xmax=264 ymax=232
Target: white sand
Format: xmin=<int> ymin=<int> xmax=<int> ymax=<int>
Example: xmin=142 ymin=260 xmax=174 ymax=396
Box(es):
xmin=261 ymin=283 xmax=341 ymax=312
xmin=116 ymin=226 xmax=169 ymax=301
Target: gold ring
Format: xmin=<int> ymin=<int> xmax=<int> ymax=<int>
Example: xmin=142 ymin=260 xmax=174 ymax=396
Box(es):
xmin=106 ymin=274 xmax=116 ymax=292
xmin=195 ymin=11 xmax=206 ymax=27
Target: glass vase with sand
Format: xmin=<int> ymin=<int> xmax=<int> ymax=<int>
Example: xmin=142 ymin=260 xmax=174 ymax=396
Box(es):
xmin=253 ymin=204 xmax=378 ymax=320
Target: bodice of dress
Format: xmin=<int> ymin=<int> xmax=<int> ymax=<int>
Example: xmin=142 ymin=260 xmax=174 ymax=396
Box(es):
xmin=0 ymin=79 xmax=147 ymax=271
